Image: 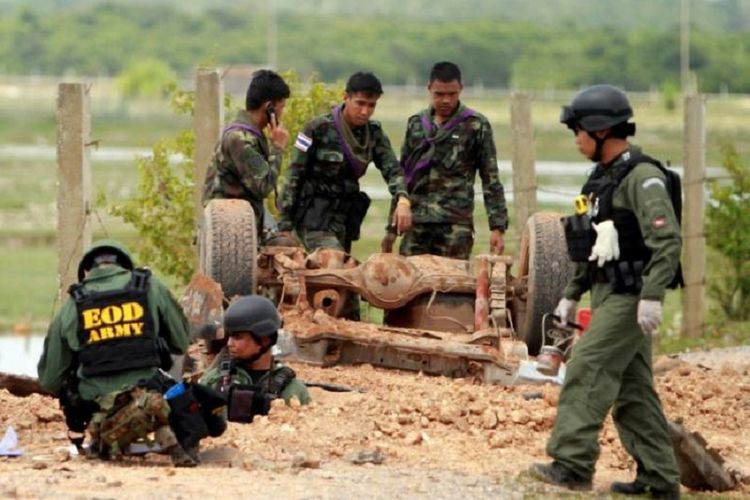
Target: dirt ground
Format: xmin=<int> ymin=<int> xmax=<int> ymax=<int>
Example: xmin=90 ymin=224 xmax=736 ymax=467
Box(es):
xmin=1 ymin=347 xmax=749 ymax=499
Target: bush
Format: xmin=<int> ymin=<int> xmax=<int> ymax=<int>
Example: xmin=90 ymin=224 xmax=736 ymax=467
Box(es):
xmin=109 ymin=70 xmax=341 ymax=284
xmin=706 ymin=144 xmax=750 ymax=321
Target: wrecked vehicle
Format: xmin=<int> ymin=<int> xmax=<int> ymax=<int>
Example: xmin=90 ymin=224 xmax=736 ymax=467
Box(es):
xmin=184 ymin=199 xmax=575 ymax=384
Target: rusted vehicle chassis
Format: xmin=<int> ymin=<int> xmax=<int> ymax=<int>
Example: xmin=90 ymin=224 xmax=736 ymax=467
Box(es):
xmin=193 ymin=199 xmax=574 ymax=383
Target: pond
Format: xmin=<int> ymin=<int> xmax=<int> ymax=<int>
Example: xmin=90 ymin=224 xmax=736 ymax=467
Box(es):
xmin=0 ymin=334 xmax=45 ymax=377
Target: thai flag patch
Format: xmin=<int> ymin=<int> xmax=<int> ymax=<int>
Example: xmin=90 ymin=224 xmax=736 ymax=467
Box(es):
xmin=294 ymin=132 xmax=312 ymax=152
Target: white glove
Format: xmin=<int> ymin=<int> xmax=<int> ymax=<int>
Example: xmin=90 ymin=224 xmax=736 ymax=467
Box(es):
xmin=554 ymin=298 xmax=578 ymax=326
xmin=637 ymin=300 xmax=662 ymax=335
xmin=589 ymin=220 xmax=620 ymax=267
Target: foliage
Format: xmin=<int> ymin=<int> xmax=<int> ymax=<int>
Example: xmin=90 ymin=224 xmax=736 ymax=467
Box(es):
xmin=109 ymin=71 xmax=341 ymax=283
xmin=705 ymin=144 xmax=750 ymax=321
xmin=108 ymin=84 xmax=200 ymax=283
xmin=116 ymin=58 xmax=177 ymax=98
xmin=1 ymin=2 xmax=750 ymax=92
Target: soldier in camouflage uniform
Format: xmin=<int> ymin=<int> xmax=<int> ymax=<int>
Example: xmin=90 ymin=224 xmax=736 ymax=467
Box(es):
xmin=278 ymin=71 xmax=412 ymax=253
xmin=203 ymin=69 xmax=291 ymax=242
xmin=381 ymin=61 xmax=508 ymax=260
xmin=529 ymin=85 xmax=681 ymax=499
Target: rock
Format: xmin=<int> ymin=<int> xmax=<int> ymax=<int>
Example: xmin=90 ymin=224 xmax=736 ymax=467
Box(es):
xmin=481 ymin=409 xmax=498 ymax=430
xmin=404 ymin=431 xmax=422 ymax=445
xmin=510 ymin=410 xmax=529 ymax=425
xmin=292 ymin=451 xmax=321 ymax=469
xmin=346 ymin=449 xmax=385 ymax=465
xmin=438 ymin=405 xmax=461 ymax=424
xmin=35 ymin=406 xmax=60 ymax=423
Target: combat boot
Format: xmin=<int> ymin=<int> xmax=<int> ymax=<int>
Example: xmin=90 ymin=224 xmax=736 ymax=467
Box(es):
xmin=529 ymin=461 xmax=592 ymax=491
xmin=610 ymin=480 xmax=680 ymax=499
xmin=168 ymin=444 xmax=199 ymax=467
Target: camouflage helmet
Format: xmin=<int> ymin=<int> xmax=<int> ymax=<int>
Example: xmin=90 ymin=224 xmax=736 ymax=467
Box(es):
xmin=560 ymin=84 xmax=633 ymax=132
xmin=77 ymin=239 xmax=134 ymax=282
xmin=224 ymin=295 xmax=280 ymax=339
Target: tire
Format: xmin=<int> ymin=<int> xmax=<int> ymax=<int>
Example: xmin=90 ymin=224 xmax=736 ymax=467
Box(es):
xmin=199 ymin=199 xmax=257 ymax=298
xmin=513 ymin=212 xmax=574 ymax=355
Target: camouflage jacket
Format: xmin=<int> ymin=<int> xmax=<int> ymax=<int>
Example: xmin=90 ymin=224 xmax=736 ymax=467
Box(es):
xmin=277 ymin=109 xmax=408 ymax=233
xmin=399 ymin=104 xmax=508 ymax=230
xmin=202 ymin=110 xmax=281 ymax=229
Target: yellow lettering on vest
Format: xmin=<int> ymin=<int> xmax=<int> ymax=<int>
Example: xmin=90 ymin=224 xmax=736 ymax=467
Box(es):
xmin=130 ymin=322 xmax=144 ymax=335
xmin=121 ymin=302 xmax=144 ymax=322
xmin=82 ymin=308 xmax=102 ymax=329
xmin=114 ymin=323 xmax=132 ymax=337
xmin=100 ymin=305 xmax=123 ymax=325
xmin=99 ymin=326 xmax=115 ymax=339
xmin=88 ymin=329 xmax=101 ymax=343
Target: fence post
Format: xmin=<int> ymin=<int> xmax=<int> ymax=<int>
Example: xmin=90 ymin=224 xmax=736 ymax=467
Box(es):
xmin=509 ymin=92 xmax=538 ymax=237
xmin=681 ymin=93 xmax=706 ymax=338
xmin=57 ymin=83 xmax=92 ymax=299
xmin=193 ymin=69 xmax=224 ymax=238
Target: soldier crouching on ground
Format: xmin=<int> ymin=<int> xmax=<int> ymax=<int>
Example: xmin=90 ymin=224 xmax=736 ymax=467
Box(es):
xmin=201 ymin=295 xmax=310 ymax=422
xmin=37 ymin=240 xmax=225 ymax=467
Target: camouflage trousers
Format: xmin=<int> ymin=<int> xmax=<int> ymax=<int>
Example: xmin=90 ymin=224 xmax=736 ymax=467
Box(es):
xmin=88 ymin=386 xmax=177 ymax=458
xmin=399 ymin=223 xmax=474 ymax=260
xmin=298 ymin=229 xmax=349 ymax=253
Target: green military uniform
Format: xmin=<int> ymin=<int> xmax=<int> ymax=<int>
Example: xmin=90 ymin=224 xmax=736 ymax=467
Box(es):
xmin=278 ymin=105 xmax=408 ymax=253
xmin=203 ymin=109 xmax=281 ymax=239
xmin=201 ymin=362 xmax=311 ymax=406
xmin=38 ymin=240 xmax=191 ymax=458
xmin=38 ymin=263 xmax=189 ymax=401
xmin=396 ymin=103 xmax=508 ymax=259
xmin=548 ymin=147 xmax=681 ymax=491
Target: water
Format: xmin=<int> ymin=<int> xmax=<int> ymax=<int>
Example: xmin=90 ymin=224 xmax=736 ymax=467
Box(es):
xmin=0 ymin=334 xmax=45 ymax=377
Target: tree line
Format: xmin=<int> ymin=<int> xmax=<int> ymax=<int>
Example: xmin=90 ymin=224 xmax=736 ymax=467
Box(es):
xmin=1 ymin=1 xmax=749 ymax=92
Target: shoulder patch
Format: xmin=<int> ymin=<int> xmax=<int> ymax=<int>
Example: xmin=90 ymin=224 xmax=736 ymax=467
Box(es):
xmin=294 ymin=132 xmax=313 ymax=152
xmin=642 ymin=177 xmax=666 ymax=190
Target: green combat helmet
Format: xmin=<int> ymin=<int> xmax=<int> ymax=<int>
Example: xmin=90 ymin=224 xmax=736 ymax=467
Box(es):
xmin=77 ymin=239 xmax=135 ymax=282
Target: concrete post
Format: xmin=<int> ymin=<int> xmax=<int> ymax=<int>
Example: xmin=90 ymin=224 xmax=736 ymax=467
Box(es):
xmin=509 ymin=92 xmax=538 ymax=233
xmin=57 ymin=83 xmax=92 ymax=298
xmin=681 ymin=94 xmax=706 ymax=338
xmin=193 ymin=69 xmax=224 ymax=233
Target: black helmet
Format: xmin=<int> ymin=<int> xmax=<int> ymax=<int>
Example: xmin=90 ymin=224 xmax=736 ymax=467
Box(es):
xmin=77 ymin=239 xmax=134 ymax=282
xmin=224 ymin=295 xmax=280 ymax=339
xmin=560 ymin=84 xmax=633 ymax=132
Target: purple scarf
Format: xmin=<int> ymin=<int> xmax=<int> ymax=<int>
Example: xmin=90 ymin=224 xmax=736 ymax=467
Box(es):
xmin=402 ymin=106 xmax=476 ymax=189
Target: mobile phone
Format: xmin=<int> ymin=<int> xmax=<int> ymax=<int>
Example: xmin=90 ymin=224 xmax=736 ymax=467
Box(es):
xmin=266 ymin=103 xmax=276 ymax=124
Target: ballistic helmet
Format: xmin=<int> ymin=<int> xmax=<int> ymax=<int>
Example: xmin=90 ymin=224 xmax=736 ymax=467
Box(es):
xmin=560 ymin=84 xmax=633 ymax=132
xmin=77 ymin=239 xmax=134 ymax=282
xmin=224 ymin=295 xmax=281 ymax=339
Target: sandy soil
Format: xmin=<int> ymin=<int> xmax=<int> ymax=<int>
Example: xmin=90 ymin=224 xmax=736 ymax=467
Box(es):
xmin=1 ymin=348 xmax=749 ymax=499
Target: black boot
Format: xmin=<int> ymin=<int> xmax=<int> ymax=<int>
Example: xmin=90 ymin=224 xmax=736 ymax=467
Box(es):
xmin=610 ymin=480 xmax=680 ymax=499
xmin=529 ymin=462 xmax=592 ymax=491
xmin=168 ymin=444 xmax=199 ymax=467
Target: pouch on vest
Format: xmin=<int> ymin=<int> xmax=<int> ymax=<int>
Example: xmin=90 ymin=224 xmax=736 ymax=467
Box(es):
xmin=562 ymin=214 xmax=594 ymax=262
xmin=345 ymin=191 xmax=371 ymax=242
xmin=227 ymin=385 xmax=271 ymax=423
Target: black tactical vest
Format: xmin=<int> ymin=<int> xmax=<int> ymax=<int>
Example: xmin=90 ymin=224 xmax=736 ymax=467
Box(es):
xmin=564 ymin=151 xmax=683 ymax=293
xmin=69 ymin=268 xmax=161 ymax=377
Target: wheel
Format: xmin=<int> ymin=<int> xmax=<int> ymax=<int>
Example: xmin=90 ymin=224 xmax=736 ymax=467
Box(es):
xmin=199 ymin=199 xmax=258 ymax=298
xmin=512 ymin=212 xmax=574 ymax=355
